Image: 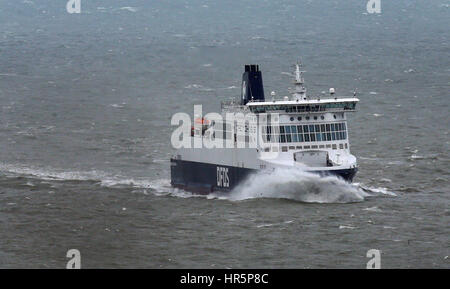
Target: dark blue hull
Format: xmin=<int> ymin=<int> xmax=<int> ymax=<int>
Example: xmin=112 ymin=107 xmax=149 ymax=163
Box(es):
xmin=170 ymin=158 xmax=357 ymax=194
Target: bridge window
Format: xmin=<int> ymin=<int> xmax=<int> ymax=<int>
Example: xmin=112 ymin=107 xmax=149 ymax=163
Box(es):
xmin=249 ymin=102 xmax=357 ymax=113
xmin=262 ymin=122 xmax=348 ymax=144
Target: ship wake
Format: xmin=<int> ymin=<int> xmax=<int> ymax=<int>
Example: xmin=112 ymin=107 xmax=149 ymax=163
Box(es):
xmin=0 ymin=163 xmax=395 ymax=204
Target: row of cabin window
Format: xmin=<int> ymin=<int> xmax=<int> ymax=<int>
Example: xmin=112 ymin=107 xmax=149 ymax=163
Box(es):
xmin=210 ymin=130 xmax=347 ymax=143
xmin=281 ymin=143 xmax=348 ymax=151
xmin=213 ymin=130 xmax=232 ymax=140
xmin=212 ymin=122 xmax=346 ymax=141
xmin=264 ymin=143 xmax=349 ymax=152
xmin=250 ymin=103 xmax=356 ymax=113
xmin=213 ymin=122 xmax=233 ymax=131
xmin=262 ymin=123 xmax=347 ymax=143
xmin=285 ymin=103 xmax=356 ymax=113
xmin=264 ymin=123 xmax=346 ymax=134
xmin=264 ymin=131 xmax=347 ymax=143
xmin=213 ymin=131 xmax=251 ymax=143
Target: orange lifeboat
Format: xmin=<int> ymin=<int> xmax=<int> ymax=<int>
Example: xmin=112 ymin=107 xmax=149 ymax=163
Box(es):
xmin=194 ymin=118 xmax=210 ymax=125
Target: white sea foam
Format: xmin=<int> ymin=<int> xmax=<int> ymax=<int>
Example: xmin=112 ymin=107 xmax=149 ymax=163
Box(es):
xmin=409 ymin=154 xmax=439 ymax=161
xmin=363 ymin=206 xmax=383 ymax=212
xmin=224 ymin=168 xmax=370 ymax=203
xmin=110 ymin=103 xmax=126 ymax=109
xmin=357 ymin=184 xmax=397 ymax=197
xmin=256 ymin=220 xmax=294 ymax=228
xmin=0 ymin=163 xmax=108 ymax=182
xmin=99 ymin=178 xmax=152 ymax=188
xmin=119 ymin=7 xmax=138 ymax=13
xmin=184 ymin=84 xmax=214 ymax=91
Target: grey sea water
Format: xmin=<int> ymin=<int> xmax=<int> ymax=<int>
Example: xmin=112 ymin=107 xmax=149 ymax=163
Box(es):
xmin=0 ymin=0 xmax=448 ymax=268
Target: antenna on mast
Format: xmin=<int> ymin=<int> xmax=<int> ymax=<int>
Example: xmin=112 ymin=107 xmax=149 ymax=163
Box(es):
xmin=292 ymin=59 xmax=307 ymax=100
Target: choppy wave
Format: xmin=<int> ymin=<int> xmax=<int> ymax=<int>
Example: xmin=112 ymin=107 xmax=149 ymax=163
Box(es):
xmin=119 ymin=7 xmax=139 ymax=13
xmin=0 ymin=163 xmax=108 ymax=182
xmin=184 ymin=84 xmax=215 ymax=92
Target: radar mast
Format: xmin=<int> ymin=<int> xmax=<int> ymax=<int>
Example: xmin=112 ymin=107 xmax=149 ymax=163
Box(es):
xmin=293 ymin=60 xmax=307 ymax=100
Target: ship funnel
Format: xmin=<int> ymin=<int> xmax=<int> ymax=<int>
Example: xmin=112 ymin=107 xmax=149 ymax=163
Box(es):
xmin=241 ymin=64 xmax=265 ymax=105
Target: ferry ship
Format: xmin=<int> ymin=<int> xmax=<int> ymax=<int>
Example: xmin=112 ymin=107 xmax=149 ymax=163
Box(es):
xmin=170 ymin=62 xmax=359 ymax=194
